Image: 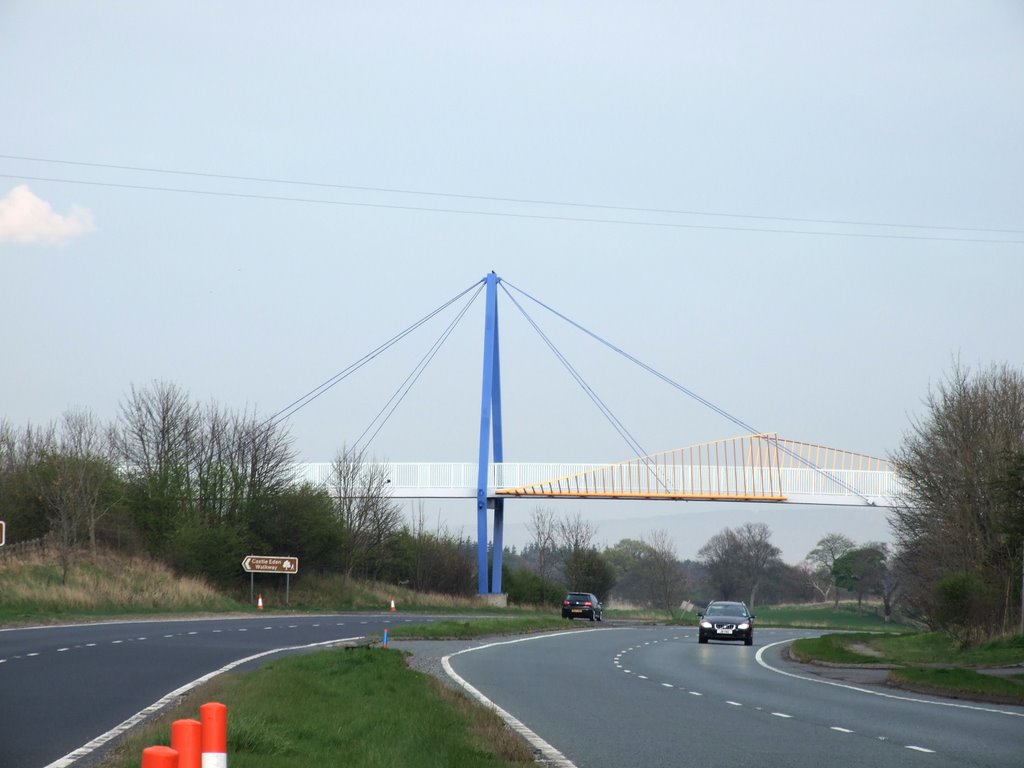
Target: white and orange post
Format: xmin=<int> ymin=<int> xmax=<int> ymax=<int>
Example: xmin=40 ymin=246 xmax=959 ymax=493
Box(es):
xmin=200 ymin=702 xmax=228 ymax=768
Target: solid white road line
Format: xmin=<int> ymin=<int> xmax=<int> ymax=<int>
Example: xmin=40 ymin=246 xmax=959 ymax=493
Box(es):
xmin=443 ymin=629 xmax=609 ymax=768
xmin=42 ymin=635 xmax=364 ymax=768
xmin=755 ymin=639 xmax=1024 ymax=718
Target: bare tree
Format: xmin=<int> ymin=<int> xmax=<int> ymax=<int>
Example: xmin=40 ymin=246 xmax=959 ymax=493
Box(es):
xmin=798 ymin=560 xmax=834 ymax=602
xmin=222 ymin=405 xmax=295 ymax=523
xmin=735 ymin=522 xmax=781 ymax=608
xmin=698 ymin=527 xmax=744 ymax=600
xmin=640 ymin=529 xmax=687 ymax=615
xmin=526 ymin=506 xmax=558 ymax=603
xmin=806 ymin=532 xmax=856 ymax=608
xmin=0 ymin=420 xmax=54 ymax=542
xmin=699 ymin=522 xmax=781 ymax=607
xmin=116 ymin=382 xmax=295 ymax=545
xmin=891 ymin=361 xmax=1024 ymax=638
xmin=558 ymin=511 xmax=609 ymax=594
xmin=331 ymin=446 xmax=404 ymax=579
xmin=116 ymin=380 xmax=198 ymax=482
xmin=37 ymin=410 xmax=117 ymax=582
xmin=557 ymin=511 xmax=596 ymax=552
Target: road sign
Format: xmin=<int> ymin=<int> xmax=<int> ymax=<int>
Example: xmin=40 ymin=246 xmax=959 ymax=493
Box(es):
xmin=241 ymin=555 xmax=298 ymax=574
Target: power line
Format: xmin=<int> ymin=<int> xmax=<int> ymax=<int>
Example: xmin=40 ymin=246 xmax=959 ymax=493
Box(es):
xmin=2 ymin=171 xmax=1021 ymax=245
xmin=3 ymin=153 xmax=1021 ymax=235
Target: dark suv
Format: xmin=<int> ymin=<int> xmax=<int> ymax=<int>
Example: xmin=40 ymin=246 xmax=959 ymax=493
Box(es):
xmin=697 ymin=601 xmax=755 ymax=645
xmin=562 ymin=592 xmax=603 ymax=621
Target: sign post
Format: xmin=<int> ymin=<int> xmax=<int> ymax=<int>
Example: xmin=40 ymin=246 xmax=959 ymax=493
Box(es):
xmin=0 ymin=520 xmax=5 ymax=547
xmin=241 ymin=555 xmax=299 ymax=607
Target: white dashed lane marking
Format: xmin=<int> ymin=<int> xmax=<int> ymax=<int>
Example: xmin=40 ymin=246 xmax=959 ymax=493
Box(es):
xmin=612 ymin=633 xmax=942 ymax=758
xmin=0 ymin=620 xmax=387 ymax=670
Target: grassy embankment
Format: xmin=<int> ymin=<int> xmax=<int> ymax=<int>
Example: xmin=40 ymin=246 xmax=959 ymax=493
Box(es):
xmin=0 ymin=549 xmax=242 ymax=624
xmin=97 ymin=646 xmax=540 ymax=768
xmin=0 ymin=548 xmax=544 ymax=625
xmin=790 ymin=630 xmax=1024 ymax=704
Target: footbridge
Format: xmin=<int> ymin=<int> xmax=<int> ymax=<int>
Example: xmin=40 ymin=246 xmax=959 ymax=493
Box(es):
xmin=295 ymin=435 xmax=901 ymax=507
xmin=284 ymin=273 xmax=904 ymax=596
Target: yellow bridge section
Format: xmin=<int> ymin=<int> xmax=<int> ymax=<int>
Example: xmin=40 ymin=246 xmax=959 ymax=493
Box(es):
xmin=495 ymin=433 xmax=895 ymax=504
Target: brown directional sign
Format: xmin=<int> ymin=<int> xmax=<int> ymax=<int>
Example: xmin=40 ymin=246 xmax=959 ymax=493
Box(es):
xmin=241 ymin=555 xmax=298 ymax=574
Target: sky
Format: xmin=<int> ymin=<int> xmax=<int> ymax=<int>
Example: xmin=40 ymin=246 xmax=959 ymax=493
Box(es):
xmin=2 ymin=2 xmax=1022 ymax=564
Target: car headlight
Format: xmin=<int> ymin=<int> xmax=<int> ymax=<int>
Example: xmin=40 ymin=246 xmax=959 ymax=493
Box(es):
xmin=738 ymin=622 xmax=750 ymax=630
xmin=700 ymin=620 xmax=712 ymax=629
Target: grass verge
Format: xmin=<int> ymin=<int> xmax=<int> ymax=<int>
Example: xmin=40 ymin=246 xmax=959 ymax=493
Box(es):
xmin=888 ymin=667 xmax=1024 ymax=705
xmin=791 ymin=630 xmax=1024 ymax=705
xmin=97 ymin=647 xmax=536 ymax=768
xmin=0 ymin=549 xmax=241 ymax=624
xmin=788 ymin=633 xmax=893 ymax=665
xmin=754 ymin=603 xmax=911 ymax=631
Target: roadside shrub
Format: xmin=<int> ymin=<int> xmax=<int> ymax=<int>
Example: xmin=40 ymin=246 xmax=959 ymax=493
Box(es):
xmin=934 ymin=571 xmax=1001 ymax=648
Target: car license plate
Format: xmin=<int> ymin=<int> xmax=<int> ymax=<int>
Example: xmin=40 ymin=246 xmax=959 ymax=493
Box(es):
xmin=719 ymin=628 xmax=733 ymax=634
xmin=572 ymin=608 xmax=583 ymax=613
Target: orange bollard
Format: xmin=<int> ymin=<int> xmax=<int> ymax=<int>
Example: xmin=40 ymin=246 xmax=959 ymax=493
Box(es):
xmin=257 ymin=594 xmax=264 ymax=611
xmin=171 ymin=719 xmax=202 ymax=768
xmin=389 ymin=597 xmax=396 ymax=612
xmin=142 ymin=745 xmax=178 ymax=768
xmin=200 ymin=702 xmax=228 ymax=768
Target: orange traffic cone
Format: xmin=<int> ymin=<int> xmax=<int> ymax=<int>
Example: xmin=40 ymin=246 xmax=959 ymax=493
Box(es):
xmin=389 ymin=597 xmax=396 ymax=612
xmin=257 ymin=594 xmax=264 ymax=611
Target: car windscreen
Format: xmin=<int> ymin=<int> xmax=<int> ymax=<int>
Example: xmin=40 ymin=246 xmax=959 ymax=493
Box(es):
xmin=707 ymin=605 xmax=744 ymax=617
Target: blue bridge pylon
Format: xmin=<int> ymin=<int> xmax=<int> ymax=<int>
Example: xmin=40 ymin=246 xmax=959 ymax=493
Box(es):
xmin=476 ymin=271 xmax=504 ymax=595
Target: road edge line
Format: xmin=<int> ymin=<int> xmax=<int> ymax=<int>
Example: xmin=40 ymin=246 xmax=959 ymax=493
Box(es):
xmin=42 ymin=635 xmax=365 ymax=768
xmin=442 ymin=630 xmax=609 ymax=768
xmin=755 ymin=638 xmax=1024 ymax=718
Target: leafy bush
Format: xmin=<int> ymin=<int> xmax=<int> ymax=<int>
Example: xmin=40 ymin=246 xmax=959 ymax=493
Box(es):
xmin=502 ymin=566 xmax=564 ymax=607
xmin=934 ymin=571 xmax=1001 ymax=648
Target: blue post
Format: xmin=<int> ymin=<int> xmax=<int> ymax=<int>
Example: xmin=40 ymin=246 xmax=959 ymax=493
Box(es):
xmin=476 ymin=272 xmax=503 ymax=594
xmin=491 ymin=290 xmax=504 ymax=594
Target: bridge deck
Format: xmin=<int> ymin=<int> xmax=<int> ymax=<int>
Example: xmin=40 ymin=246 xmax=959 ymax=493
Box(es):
xmin=292 ymin=461 xmax=900 ymax=507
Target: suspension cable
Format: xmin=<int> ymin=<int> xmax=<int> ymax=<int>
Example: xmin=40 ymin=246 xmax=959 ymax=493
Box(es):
xmin=352 ymin=282 xmax=483 ymax=453
xmin=501 ymin=279 xmax=872 ymax=504
xmin=265 ymin=277 xmax=485 ymax=426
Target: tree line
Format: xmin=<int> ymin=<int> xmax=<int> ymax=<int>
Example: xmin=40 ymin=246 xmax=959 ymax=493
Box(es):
xmin=2 ymin=361 xmax=1022 ymax=645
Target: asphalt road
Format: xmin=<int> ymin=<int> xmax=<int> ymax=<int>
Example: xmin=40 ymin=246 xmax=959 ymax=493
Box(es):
xmin=447 ymin=626 xmax=1024 ymax=768
xmin=0 ymin=613 xmax=422 ymax=768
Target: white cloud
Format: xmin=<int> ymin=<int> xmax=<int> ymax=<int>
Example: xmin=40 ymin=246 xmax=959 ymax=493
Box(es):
xmin=0 ymin=185 xmax=96 ymax=245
